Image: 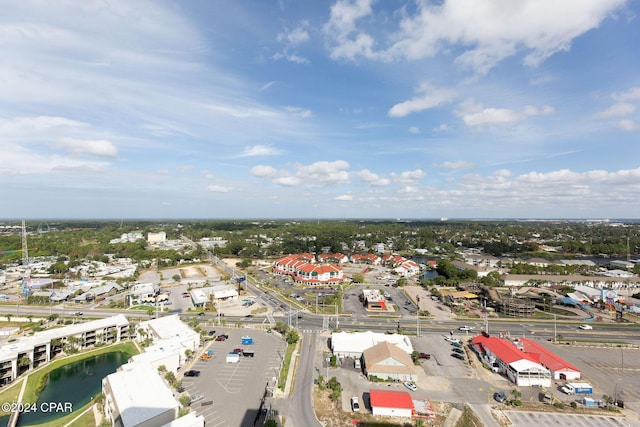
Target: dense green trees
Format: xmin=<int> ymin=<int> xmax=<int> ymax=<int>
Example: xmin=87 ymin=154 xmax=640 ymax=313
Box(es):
xmin=2 ymin=219 xmax=639 ymax=272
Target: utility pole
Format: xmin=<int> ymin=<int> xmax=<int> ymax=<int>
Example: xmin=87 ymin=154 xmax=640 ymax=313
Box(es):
xmin=416 ymin=295 xmax=420 ymax=337
xmin=483 ymin=299 xmax=489 ymax=334
xmin=553 ymin=314 xmax=557 ymax=343
xmin=335 ymin=304 xmax=339 ymax=330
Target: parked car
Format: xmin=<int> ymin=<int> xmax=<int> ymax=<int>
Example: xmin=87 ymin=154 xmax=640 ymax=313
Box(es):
xmin=418 ymin=353 xmax=431 ymax=360
xmin=184 ymin=370 xmax=200 ymax=377
xmin=245 ymin=314 xmax=254 ymax=318
xmin=233 ymin=348 xmax=244 ymax=354
xmin=403 ymin=381 xmax=417 ymax=392
xmin=208 ymin=330 xmax=216 ymax=336
xmin=351 ymin=397 xmax=360 ymax=412
xmin=458 ymin=326 xmax=474 ymax=331
xmin=493 ymin=391 xmax=507 ymax=403
xmin=451 ymin=341 xmax=463 ymax=348
xmin=452 ymin=348 xmax=464 ymax=354
xmin=198 ymin=312 xmax=205 ymax=316
xmin=578 ymin=324 xmax=593 ymax=330
xmin=215 ymin=336 xmax=226 ymax=341
xmin=451 ymin=353 xmax=465 ymax=361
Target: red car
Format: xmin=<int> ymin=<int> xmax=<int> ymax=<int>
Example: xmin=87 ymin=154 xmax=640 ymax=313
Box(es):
xmin=215 ymin=336 xmax=226 ymax=342
xmin=233 ymin=348 xmax=244 ymax=354
xmin=419 ymin=353 xmax=431 ymax=360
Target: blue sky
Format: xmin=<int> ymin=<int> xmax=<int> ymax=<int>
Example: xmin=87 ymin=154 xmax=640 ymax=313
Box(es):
xmin=1 ymin=0 xmax=639 ymax=219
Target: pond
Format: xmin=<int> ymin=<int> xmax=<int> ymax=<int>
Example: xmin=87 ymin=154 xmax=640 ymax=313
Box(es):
xmin=2 ymin=351 xmax=129 ymax=426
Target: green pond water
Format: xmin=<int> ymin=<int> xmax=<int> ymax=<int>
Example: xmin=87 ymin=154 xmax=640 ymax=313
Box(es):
xmin=0 ymin=351 xmax=129 ymax=427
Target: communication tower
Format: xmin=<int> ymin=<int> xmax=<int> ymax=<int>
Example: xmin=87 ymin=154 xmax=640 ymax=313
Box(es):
xmin=21 ymin=220 xmax=29 ymax=267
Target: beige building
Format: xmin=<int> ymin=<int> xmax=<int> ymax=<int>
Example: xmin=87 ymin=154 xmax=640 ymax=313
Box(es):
xmin=362 ymin=341 xmax=416 ymax=382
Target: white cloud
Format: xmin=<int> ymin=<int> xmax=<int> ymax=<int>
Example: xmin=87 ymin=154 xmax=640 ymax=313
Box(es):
xmin=324 ymin=0 xmax=374 ymax=39
xmin=285 ymin=106 xmax=312 ymax=118
xmin=392 ymin=169 xmax=426 ymax=185
xmin=433 ymin=123 xmax=449 ymax=132
xmin=592 ymin=86 xmax=640 ymax=130
xmin=432 ymin=166 xmax=640 ymax=217
xmin=207 ymin=185 xmax=230 ymax=193
xmin=277 ymin=25 xmax=310 ymax=45
xmin=274 ymin=22 xmax=311 ymax=64
xmin=0 ymin=116 xmax=85 ymax=135
xmin=388 ymin=85 xmax=456 ymax=118
xmin=357 ymin=169 xmax=390 ymax=186
xmin=459 ymin=101 xmax=554 ymax=126
xmin=239 ymin=145 xmax=283 ymax=157
xmin=613 ymin=86 xmax=640 ymax=102
xmin=618 ymin=119 xmax=638 ymax=131
xmin=0 ymin=0 xmax=315 ymax=166
xmin=56 ymin=137 xmax=118 ymax=158
xmin=408 ymin=126 xmax=420 ymax=134
xmin=335 ymin=194 xmax=353 ymax=201
xmin=251 ymin=160 xmax=351 ymax=187
xmin=399 ymin=186 xmax=419 ymax=194
xmin=437 ymin=161 xmax=475 ymax=170
xmin=324 ymin=0 xmax=626 ymax=74
xmin=272 ymin=52 xmax=310 ymax=64
xmin=260 ymin=81 xmax=276 ymax=91
xmin=294 ymin=160 xmax=351 ymax=185
xmin=593 ymin=102 xmax=636 ymax=119
xmin=250 ymin=165 xmax=278 ymax=178
xmin=273 ymin=176 xmax=301 ymax=186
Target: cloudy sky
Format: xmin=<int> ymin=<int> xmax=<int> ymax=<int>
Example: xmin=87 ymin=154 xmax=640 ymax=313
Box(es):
xmin=1 ymin=0 xmax=639 ymax=220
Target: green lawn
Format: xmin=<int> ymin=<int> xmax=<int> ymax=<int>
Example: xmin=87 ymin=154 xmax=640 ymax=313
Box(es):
xmin=278 ymin=342 xmax=296 ymax=390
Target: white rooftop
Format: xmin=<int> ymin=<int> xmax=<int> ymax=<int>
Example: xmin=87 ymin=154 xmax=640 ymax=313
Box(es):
xmin=105 ymin=365 xmax=178 ymax=426
xmin=331 ymin=331 xmax=413 ymax=355
xmin=161 ymin=412 xmax=205 ymax=427
xmin=140 ymin=315 xmax=195 ymax=340
xmin=0 ymin=314 xmax=128 ymax=358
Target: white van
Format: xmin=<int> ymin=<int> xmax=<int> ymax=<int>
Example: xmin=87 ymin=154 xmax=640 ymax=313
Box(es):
xmin=354 ymin=359 xmax=361 ymax=369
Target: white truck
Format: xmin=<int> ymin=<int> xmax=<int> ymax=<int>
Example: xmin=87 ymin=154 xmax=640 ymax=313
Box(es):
xmin=561 ymin=382 xmax=593 ymax=395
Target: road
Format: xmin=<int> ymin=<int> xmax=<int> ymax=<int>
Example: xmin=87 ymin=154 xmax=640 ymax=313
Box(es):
xmin=272 ymin=333 xmax=322 ymax=427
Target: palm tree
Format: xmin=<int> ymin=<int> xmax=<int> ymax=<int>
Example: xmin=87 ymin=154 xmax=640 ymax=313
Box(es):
xmin=510 ymin=388 xmax=522 ymax=403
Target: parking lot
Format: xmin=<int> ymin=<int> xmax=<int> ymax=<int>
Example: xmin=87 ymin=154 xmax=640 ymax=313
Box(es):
xmin=504 ymin=411 xmax=630 ymax=427
xmin=532 ymin=340 xmax=640 ymax=413
xmin=182 ymin=329 xmax=286 ymax=427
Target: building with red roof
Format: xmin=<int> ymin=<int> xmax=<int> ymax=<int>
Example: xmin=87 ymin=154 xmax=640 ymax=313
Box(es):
xmin=272 ymin=254 xmax=344 ymax=285
xmin=381 ymin=255 xmax=420 ymax=277
xmin=369 ymin=389 xmax=414 ymax=418
xmin=471 ymin=335 xmax=551 ymax=387
xmin=350 ymin=253 xmax=382 ymax=265
xmin=317 ymin=253 xmax=349 ymax=264
xmin=518 ymin=338 xmax=581 ymax=380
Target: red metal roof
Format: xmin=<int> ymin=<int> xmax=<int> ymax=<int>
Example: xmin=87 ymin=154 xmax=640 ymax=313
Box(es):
xmin=518 ymin=338 xmax=580 ymax=373
xmin=471 ymin=335 xmax=531 ymax=364
xmin=369 ymin=389 xmax=414 ymax=409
